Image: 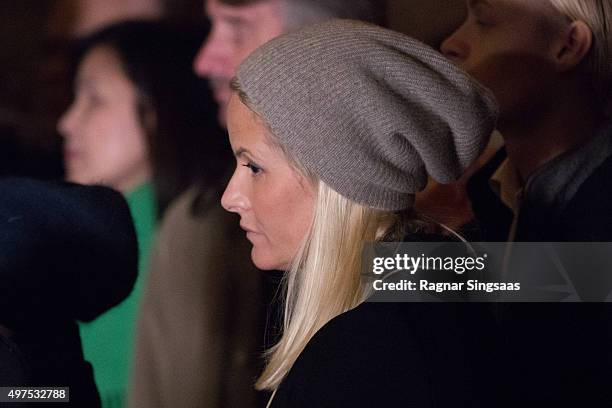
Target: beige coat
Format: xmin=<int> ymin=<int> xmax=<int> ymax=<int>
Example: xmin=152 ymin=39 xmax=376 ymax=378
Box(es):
xmin=129 ymin=188 xmax=264 ymax=408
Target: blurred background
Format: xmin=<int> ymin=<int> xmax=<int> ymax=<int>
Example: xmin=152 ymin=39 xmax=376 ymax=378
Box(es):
xmin=0 ymin=0 xmax=465 ymax=181
xmin=0 ymin=0 xmax=203 ymax=179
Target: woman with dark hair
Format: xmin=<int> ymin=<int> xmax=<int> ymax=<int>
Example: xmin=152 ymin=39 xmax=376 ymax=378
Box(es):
xmin=59 ymin=19 xmax=227 ymax=216
xmin=57 ymin=20 xmax=228 ymax=408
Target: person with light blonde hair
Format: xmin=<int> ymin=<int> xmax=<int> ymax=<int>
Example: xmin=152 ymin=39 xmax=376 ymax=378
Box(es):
xmin=548 ymin=0 xmax=612 ymax=113
xmin=221 ymin=20 xmax=501 ymax=407
xmin=441 ymin=1 xmax=612 ymax=406
xmin=441 ymin=0 xmax=612 ymax=241
xmin=131 ymin=2 xmax=387 ymax=408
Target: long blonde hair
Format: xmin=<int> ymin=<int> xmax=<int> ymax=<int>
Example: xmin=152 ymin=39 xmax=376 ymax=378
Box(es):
xmin=548 ymin=0 xmax=612 ymax=113
xmin=230 ymin=78 xmax=434 ymax=390
xmin=257 ymin=181 xmax=421 ymax=390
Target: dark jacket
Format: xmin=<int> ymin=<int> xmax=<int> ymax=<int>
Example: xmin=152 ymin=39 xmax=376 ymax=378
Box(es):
xmin=467 ymin=148 xmax=612 ymax=407
xmin=467 ymin=147 xmax=612 ymax=242
xmin=270 ymin=301 xmax=501 ymax=407
xmin=0 ymin=178 xmax=138 ymax=407
xmin=270 ymin=233 xmax=502 ymax=407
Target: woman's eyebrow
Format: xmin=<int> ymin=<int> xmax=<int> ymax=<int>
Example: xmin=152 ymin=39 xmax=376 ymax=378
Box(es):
xmin=234 ymin=147 xmax=254 ymax=158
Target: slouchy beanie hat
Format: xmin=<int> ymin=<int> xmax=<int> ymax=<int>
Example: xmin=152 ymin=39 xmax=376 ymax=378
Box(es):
xmin=236 ymin=19 xmax=498 ymax=210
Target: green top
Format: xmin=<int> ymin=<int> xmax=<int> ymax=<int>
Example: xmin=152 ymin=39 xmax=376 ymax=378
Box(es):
xmin=79 ymin=182 xmax=157 ymax=408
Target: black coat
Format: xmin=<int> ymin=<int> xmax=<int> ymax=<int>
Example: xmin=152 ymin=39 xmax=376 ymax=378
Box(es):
xmin=270 ymin=144 xmax=612 ymax=407
xmin=270 ymin=233 xmax=502 ymax=407
xmin=466 ymin=150 xmax=612 ymax=407
xmin=0 ymin=178 xmax=138 ymax=407
xmin=271 ymin=301 xmax=501 ymax=407
xmin=467 ymin=148 xmax=612 ymax=242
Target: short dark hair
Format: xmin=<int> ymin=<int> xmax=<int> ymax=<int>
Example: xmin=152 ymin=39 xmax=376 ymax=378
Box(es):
xmin=69 ymin=20 xmax=230 ymax=217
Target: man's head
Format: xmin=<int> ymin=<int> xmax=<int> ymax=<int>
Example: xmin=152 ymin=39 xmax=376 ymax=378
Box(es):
xmin=441 ymin=0 xmax=611 ymax=126
xmin=193 ymin=0 xmax=386 ymax=124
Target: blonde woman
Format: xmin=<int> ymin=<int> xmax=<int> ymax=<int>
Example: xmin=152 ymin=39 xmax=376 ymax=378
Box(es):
xmin=221 ymin=20 xmax=500 ymax=407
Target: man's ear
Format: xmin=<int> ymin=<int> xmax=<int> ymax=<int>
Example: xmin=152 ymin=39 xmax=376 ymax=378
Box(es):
xmin=555 ymin=20 xmax=593 ymax=72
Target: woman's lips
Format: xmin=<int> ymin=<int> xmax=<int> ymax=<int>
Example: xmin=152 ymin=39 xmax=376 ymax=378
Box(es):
xmin=240 ymin=224 xmax=261 ymax=240
xmin=246 ymin=231 xmax=259 ymax=241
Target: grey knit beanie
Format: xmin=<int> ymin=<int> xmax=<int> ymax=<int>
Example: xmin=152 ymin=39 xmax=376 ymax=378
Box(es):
xmin=236 ymin=19 xmax=498 ymax=210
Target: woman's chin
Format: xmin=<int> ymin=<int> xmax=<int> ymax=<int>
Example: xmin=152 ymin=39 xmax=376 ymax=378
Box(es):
xmin=250 ymin=247 xmax=289 ymax=272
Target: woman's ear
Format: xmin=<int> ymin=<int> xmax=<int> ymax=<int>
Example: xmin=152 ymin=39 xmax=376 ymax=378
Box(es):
xmin=555 ymin=20 xmax=593 ymax=72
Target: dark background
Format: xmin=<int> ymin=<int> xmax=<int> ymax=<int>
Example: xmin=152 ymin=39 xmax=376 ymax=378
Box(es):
xmin=0 ymin=0 xmax=466 ymax=180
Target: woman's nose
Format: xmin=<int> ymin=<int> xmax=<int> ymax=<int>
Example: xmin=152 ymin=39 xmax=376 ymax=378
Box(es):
xmin=221 ymin=171 xmax=249 ymax=214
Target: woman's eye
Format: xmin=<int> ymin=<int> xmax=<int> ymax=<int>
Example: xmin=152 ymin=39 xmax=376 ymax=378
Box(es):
xmin=242 ymin=163 xmax=262 ymax=175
